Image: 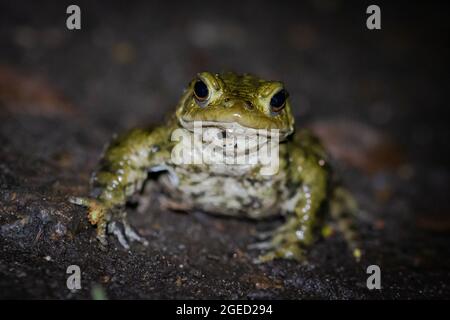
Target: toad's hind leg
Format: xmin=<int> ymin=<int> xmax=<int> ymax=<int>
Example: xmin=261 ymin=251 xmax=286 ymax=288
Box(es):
xmin=329 ymin=186 xmax=362 ymax=261
xmin=250 ymin=186 xmax=325 ymax=263
xmin=250 ymin=129 xmax=328 ymax=263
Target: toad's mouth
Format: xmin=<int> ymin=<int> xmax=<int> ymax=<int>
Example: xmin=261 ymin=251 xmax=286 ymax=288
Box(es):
xmin=179 ymin=118 xmax=291 ymax=140
xmin=178 ymin=119 xmax=283 ymax=156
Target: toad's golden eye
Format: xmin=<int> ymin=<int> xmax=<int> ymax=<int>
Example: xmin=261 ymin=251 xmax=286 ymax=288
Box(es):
xmin=193 ymin=79 xmax=209 ymax=103
xmin=270 ymin=89 xmax=288 ymax=114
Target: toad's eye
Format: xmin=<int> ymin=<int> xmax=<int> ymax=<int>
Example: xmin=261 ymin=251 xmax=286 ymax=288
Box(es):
xmin=270 ymin=89 xmax=288 ymax=114
xmin=193 ymin=79 xmax=209 ymax=103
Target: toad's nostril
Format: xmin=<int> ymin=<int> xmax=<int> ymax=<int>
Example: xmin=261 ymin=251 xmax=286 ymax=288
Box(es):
xmin=244 ymin=100 xmax=254 ymax=110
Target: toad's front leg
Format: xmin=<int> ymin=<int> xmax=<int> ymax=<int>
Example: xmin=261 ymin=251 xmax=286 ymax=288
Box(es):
xmin=69 ymin=127 xmax=172 ymax=249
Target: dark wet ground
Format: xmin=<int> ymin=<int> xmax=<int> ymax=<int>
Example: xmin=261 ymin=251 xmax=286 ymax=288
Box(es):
xmin=0 ymin=0 xmax=449 ymax=299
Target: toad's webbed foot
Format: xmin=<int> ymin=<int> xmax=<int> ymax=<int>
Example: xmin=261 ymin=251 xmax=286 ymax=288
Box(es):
xmin=249 ymin=217 xmax=313 ymax=263
xmin=69 ymin=196 xmax=148 ymax=249
xmin=249 ymin=236 xmax=306 ymax=264
xmin=253 ymin=243 xmax=306 ymax=264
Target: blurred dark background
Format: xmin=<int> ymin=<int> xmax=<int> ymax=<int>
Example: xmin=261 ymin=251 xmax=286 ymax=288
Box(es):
xmin=0 ymin=0 xmax=449 ymax=299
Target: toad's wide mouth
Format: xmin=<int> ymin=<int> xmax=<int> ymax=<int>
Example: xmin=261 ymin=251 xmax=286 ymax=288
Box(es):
xmin=179 ymin=118 xmax=292 ymax=140
xmin=177 ymin=119 xmax=284 ymax=161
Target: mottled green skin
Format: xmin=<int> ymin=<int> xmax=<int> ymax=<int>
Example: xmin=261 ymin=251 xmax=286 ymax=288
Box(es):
xmin=71 ymin=72 xmax=358 ymax=262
